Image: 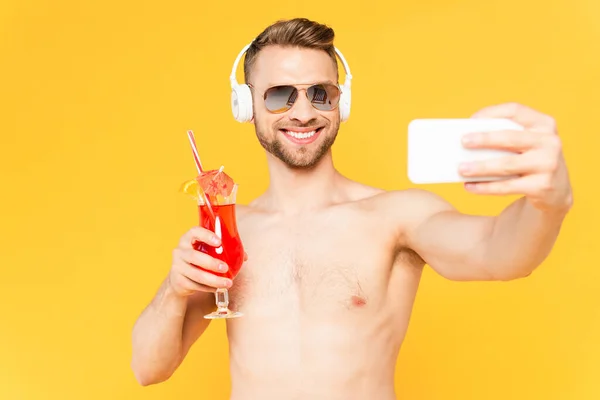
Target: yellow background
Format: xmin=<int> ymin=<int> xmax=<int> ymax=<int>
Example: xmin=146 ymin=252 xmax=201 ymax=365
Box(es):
xmin=1 ymin=0 xmax=599 ymax=398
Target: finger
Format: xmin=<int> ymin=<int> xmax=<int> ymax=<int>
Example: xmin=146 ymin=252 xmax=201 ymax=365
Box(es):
xmin=176 ymin=274 xmax=217 ymax=293
xmin=178 ymin=227 xmax=221 ymax=249
xmin=179 ymin=248 xmax=228 ymax=273
xmin=461 ymin=129 xmax=542 ymax=152
xmin=182 ymin=263 xmax=232 ymax=289
xmin=470 ymin=102 xmax=556 ymax=132
xmin=459 ymin=153 xmax=540 ymax=177
xmin=243 ymin=251 xmax=248 ymax=262
xmin=463 ymin=174 xmax=538 ymax=196
xmin=464 ymin=179 xmax=519 ymax=196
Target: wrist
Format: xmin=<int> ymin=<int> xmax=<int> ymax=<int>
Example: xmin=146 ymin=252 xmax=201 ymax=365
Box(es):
xmin=544 ymin=192 xmax=573 ymax=215
xmin=529 ymin=188 xmax=573 ymax=216
xmin=153 ymin=278 xmax=189 ymax=318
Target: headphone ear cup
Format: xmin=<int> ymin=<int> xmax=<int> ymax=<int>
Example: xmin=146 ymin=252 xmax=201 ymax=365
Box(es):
xmin=339 ymin=84 xmax=351 ymax=122
xmin=231 ymin=84 xmax=253 ymax=123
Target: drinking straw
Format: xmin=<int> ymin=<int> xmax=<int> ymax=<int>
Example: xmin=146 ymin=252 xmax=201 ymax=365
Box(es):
xmin=186 ymin=130 xmax=216 ymax=222
xmin=187 ymin=130 xmax=203 ymax=174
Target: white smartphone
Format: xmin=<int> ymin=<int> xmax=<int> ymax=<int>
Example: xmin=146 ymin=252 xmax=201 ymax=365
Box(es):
xmin=407 ymin=118 xmax=524 ymax=184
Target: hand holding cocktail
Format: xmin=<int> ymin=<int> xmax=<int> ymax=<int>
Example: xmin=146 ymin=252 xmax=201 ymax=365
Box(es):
xmin=168 ymin=226 xmax=234 ymax=297
xmin=179 ymin=130 xmax=246 ymax=319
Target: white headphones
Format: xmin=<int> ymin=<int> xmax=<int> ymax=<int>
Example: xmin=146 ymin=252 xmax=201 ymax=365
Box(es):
xmin=229 ymin=41 xmax=353 ymax=123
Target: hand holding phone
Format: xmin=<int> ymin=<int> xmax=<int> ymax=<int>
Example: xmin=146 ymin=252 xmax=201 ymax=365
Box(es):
xmin=406 ymin=102 xmax=572 ymax=213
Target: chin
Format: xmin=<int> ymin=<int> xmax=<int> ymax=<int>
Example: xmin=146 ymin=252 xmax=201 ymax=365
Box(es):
xmin=284 ymin=156 xmax=323 ymax=169
xmin=256 ymin=120 xmax=338 ymax=168
xmin=276 ymin=139 xmax=334 ymax=169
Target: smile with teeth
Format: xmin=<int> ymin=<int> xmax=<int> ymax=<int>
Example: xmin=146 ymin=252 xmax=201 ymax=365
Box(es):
xmin=286 ymin=130 xmax=316 ymax=139
xmin=282 ymin=128 xmax=321 ymax=140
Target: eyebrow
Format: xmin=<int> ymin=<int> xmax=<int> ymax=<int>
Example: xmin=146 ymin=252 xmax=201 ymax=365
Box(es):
xmin=265 ymin=80 xmax=337 ymax=87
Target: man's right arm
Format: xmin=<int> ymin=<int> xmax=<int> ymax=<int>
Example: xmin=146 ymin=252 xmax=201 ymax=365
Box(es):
xmin=130 ymin=279 xmax=212 ymax=385
xmin=131 ymin=227 xmax=234 ymax=386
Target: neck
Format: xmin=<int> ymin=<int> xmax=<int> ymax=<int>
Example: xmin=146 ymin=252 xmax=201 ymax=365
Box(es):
xmin=262 ymin=150 xmax=345 ymax=213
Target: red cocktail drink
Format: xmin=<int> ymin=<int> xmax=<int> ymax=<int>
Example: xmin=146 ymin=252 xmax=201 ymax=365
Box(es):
xmin=181 ymin=167 xmax=244 ymax=319
xmin=193 ymin=203 xmax=244 ymax=280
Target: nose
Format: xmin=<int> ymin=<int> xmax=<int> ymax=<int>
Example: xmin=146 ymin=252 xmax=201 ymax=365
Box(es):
xmin=287 ymin=90 xmax=318 ymax=124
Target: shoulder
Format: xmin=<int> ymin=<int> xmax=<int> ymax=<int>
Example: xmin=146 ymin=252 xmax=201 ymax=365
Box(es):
xmin=233 ymin=201 xmax=273 ymax=228
xmin=234 ymin=203 xmax=258 ymax=221
xmin=362 ymin=187 xmax=454 ymax=212
xmin=358 ymin=188 xmax=457 ymax=232
xmin=334 ymin=175 xmax=455 ymax=218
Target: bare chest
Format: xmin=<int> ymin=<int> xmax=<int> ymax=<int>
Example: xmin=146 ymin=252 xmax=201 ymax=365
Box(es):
xmin=229 ymin=212 xmax=397 ymax=314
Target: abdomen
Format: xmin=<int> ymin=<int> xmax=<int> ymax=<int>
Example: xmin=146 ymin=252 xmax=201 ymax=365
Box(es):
xmin=227 ymin=296 xmax=406 ymax=400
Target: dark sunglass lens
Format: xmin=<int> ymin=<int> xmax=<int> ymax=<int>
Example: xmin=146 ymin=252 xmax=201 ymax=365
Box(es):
xmin=264 ymin=86 xmax=297 ymax=113
xmin=307 ymin=84 xmax=340 ymax=111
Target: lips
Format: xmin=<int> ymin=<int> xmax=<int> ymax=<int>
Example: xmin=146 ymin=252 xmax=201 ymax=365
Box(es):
xmin=280 ymin=127 xmax=323 ymax=145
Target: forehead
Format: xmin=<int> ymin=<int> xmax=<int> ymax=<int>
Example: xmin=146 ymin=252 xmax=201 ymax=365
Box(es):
xmin=250 ymin=45 xmax=338 ymax=87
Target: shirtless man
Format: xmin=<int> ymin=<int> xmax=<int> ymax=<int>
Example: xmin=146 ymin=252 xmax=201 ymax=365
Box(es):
xmin=131 ymin=18 xmax=573 ymax=399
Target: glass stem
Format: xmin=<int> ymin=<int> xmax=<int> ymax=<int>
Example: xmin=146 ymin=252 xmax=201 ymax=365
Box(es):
xmin=215 ymin=288 xmax=230 ymax=313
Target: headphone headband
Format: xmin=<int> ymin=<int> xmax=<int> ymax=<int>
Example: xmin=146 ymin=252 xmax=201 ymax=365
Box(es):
xmin=230 ymin=42 xmax=353 ymax=88
xmin=229 ymin=42 xmax=252 ymax=88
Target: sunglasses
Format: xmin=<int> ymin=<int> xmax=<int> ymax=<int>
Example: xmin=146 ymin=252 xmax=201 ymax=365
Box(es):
xmin=249 ymin=83 xmax=342 ymax=114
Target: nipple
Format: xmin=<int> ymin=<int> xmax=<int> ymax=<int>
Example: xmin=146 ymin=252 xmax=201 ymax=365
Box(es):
xmin=351 ymin=295 xmax=366 ymax=307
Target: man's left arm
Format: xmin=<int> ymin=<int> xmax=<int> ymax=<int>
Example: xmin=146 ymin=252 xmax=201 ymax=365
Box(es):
xmin=403 ymin=102 xmax=573 ymax=281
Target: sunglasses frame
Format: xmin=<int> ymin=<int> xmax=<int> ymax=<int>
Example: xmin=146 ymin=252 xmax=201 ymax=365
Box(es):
xmin=248 ymin=82 xmax=342 ymax=114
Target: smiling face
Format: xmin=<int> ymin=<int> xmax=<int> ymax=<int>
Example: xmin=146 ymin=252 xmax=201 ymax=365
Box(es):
xmin=248 ymin=45 xmax=341 ymax=169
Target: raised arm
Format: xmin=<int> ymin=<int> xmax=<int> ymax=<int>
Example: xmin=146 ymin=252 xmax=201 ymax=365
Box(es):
xmin=131 ymin=227 xmax=234 ymax=385
xmin=402 ymin=103 xmax=573 ymax=281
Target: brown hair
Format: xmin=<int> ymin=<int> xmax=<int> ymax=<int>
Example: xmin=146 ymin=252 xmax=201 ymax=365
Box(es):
xmin=243 ymin=18 xmax=338 ymax=83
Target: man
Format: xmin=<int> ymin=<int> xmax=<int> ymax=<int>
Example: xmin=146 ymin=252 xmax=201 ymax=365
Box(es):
xmin=131 ymin=18 xmax=573 ymax=399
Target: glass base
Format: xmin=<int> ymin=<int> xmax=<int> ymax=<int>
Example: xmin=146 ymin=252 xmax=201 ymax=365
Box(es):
xmin=204 ymin=288 xmax=242 ymax=319
xmin=204 ymin=308 xmax=243 ymax=319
